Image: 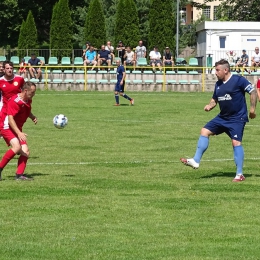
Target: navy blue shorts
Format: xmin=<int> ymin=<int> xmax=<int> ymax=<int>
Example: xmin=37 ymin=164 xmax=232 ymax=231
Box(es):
xmin=115 ymin=81 xmax=125 ymax=92
xmin=204 ymin=115 xmax=246 ymax=142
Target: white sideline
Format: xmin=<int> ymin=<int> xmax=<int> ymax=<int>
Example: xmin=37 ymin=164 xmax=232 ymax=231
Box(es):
xmin=7 ymin=157 xmax=260 ymax=166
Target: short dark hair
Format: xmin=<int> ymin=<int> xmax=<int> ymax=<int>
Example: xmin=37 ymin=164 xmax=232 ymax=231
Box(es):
xmin=22 ymin=81 xmax=36 ymax=91
xmin=31 ymin=53 xmax=36 ymax=56
xmin=3 ymin=61 xmax=14 ymax=68
xmin=215 ymin=59 xmax=230 ymax=71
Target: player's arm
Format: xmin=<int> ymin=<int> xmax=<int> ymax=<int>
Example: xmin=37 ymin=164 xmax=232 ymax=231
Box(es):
xmin=120 ymin=71 xmax=126 ymax=85
xmin=249 ymin=88 xmax=257 ymax=119
xmin=29 ymin=112 xmax=37 ymax=124
xmin=8 ymin=115 xmax=27 ymax=142
xmin=204 ymin=98 xmax=217 ymax=112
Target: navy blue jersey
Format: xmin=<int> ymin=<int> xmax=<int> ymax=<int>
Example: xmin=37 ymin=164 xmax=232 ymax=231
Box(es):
xmin=117 ymin=65 xmax=125 ymax=82
xmin=213 ymin=75 xmax=254 ymax=121
xmin=28 ymin=58 xmax=41 ymax=66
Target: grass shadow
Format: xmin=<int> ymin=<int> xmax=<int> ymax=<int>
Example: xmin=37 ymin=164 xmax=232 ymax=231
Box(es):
xmin=200 ymin=172 xmax=252 ymax=179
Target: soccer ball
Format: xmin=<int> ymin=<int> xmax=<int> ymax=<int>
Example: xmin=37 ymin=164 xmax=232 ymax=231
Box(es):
xmin=53 ymin=114 xmax=68 ymax=129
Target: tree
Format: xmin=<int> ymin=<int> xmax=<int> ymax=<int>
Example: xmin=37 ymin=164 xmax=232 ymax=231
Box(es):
xmin=84 ymin=0 xmax=106 ymax=49
xmin=114 ymin=0 xmax=127 ymax=45
xmin=123 ymin=0 xmax=140 ymax=48
xmin=50 ymin=0 xmax=73 ymax=59
xmin=148 ymin=0 xmax=176 ymax=53
xmin=18 ymin=11 xmax=38 ymax=58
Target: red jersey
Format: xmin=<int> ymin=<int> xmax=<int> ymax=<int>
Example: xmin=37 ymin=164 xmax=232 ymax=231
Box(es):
xmin=0 ymin=75 xmax=24 ymax=114
xmin=3 ymin=94 xmax=32 ymax=131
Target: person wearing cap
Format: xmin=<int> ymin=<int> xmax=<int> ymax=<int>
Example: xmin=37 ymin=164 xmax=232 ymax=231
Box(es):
xmin=149 ymin=46 xmax=162 ymax=73
xmin=235 ymin=49 xmax=249 ymax=73
xmin=163 ymin=47 xmax=174 ymax=70
xmin=251 ymin=47 xmax=260 ymax=72
xmin=28 ymin=53 xmax=44 ymax=80
xmin=116 ymin=41 xmax=125 ymax=64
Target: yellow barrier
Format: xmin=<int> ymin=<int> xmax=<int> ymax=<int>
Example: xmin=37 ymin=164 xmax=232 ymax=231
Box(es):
xmin=13 ymin=64 xmax=256 ymax=92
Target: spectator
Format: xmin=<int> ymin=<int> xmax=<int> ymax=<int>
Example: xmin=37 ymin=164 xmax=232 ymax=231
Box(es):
xmin=236 ymin=49 xmax=249 ymax=73
xmin=18 ymin=58 xmax=28 ymax=78
xmin=84 ymin=45 xmax=97 ymax=70
xmin=163 ymin=47 xmax=174 ymax=70
xmin=105 ymin=41 xmax=115 ymax=62
xmin=97 ymin=45 xmax=111 ymax=70
xmin=123 ymin=46 xmax=136 ymax=70
xmin=82 ymin=41 xmax=90 ymax=58
xmin=135 ymin=40 xmax=147 ymax=65
xmin=251 ymin=47 xmax=260 ymax=72
xmin=28 ymin=53 xmax=44 ymax=80
xmin=226 ymin=50 xmax=236 ymax=70
xmin=0 ymin=62 xmax=4 ymax=77
xmin=149 ymin=46 xmax=162 ymax=73
xmin=116 ymin=41 xmax=125 ymax=64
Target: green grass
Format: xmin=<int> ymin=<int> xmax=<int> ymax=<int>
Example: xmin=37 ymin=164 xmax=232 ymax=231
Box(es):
xmin=1 ymin=91 xmax=260 ymax=259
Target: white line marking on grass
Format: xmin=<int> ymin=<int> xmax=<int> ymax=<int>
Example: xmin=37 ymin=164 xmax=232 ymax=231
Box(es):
xmin=7 ymin=157 xmax=260 ymax=166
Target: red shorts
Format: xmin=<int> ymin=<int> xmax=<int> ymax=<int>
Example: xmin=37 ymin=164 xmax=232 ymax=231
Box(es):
xmin=1 ymin=128 xmax=27 ymax=146
xmin=257 ymin=79 xmax=260 ymax=89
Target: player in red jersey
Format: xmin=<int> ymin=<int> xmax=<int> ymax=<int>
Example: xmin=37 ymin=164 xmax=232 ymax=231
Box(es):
xmin=256 ymin=78 xmax=260 ymax=101
xmin=0 ymin=81 xmax=37 ymax=181
xmin=0 ymin=61 xmax=24 ymax=117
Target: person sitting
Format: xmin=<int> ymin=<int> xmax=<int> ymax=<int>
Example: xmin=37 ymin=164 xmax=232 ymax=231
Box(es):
xmin=251 ymin=47 xmax=260 ymax=72
xmin=84 ymin=45 xmax=97 ymax=70
xmin=105 ymin=41 xmax=115 ymax=62
xmin=163 ymin=47 xmax=174 ymax=70
xmin=226 ymin=50 xmax=236 ymax=70
xmin=82 ymin=41 xmax=90 ymax=58
xmin=236 ymin=49 xmax=249 ymax=73
xmin=123 ymin=46 xmax=136 ymax=70
xmin=28 ymin=53 xmax=44 ymax=80
xmin=116 ymin=41 xmax=125 ymax=64
xmin=149 ymin=46 xmax=162 ymax=73
xmin=97 ymin=45 xmax=111 ymax=70
xmin=18 ymin=58 xmax=28 ymax=78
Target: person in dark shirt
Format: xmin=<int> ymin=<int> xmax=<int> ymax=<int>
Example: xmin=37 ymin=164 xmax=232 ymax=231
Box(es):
xmin=116 ymin=41 xmax=125 ymax=64
xmin=114 ymin=59 xmax=134 ymax=106
xmin=163 ymin=47 xmax=174 ymax=70
xmin=28 ymin=53 xmax=44 ymax=80
xmin=97 ymin=45 xmax=111 ymax=70
xmin=180 ymin=59 xmax=257 ymax=182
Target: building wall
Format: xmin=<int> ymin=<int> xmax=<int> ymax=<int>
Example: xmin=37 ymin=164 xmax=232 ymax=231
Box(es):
xmin=185 ymin=0 xmax=222 ymax=24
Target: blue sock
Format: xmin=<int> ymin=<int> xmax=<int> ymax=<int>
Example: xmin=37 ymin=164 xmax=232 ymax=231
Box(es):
xmin=233 ymin=145 xmax=244 ymax=174
xmin=115 ymin=94 xmax=119 ymax=104
xmin=122 ymin=93 xmax=131 ymax=100
xmin=193 ymin=135 xmax=209 ymax=163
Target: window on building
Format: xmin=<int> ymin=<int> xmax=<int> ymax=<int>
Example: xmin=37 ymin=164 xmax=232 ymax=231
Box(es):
xmin=213 ymin=6 xmax=218 ymax=21
xmin=203 ymin=6 xmax=211 ymax=19
xmin=219 ymin=37 xmax=226 ymax=49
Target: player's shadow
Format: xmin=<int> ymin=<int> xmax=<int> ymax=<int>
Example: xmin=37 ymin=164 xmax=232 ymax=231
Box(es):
xmin=4 ymin=172 xmax=49 ymax=180
xmin=200 ymin=172 xmax=252 ymax=179
xmin=114 ymin=104 xmax=129 ymax=106
xmin=63 ymin=174 xmax=75 ymax=177
xmin=13 ymin=156 xmax=40 ymax=160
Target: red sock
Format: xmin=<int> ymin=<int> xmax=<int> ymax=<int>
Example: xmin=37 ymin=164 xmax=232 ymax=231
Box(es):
xmin=16 ymin=155 xmax=28 ymax=175
xmin=0 ymin=149 xmax=16 ymax=169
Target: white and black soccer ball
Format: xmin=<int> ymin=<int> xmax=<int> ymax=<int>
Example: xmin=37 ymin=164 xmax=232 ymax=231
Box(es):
xmin=53 ymin=114 xmax=68 ymax=129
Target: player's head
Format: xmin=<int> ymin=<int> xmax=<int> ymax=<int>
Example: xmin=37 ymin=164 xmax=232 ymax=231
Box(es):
xmin=116 ymin=59 xmax=121 ymax=66
xmin=215 ymin=59 xmax=230 ymax=81
xmin=3 ymin=61 xmax=14 ymax=77
xmin=23 ymin=81 xmax=36 ymax=100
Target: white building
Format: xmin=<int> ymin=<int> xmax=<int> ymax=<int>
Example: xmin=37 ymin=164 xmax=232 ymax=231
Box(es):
xmin=196 ymin=21 xmax=260 ymax=67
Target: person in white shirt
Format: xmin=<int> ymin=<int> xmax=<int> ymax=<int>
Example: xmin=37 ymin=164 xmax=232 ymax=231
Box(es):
xmin=123 ymin=46 xmax=136 ymax=70
xmin=135 ymin=40 xmax=147 ymax=65
xmin=149 ymin=46 xmax=162 ymax=72
xmin=251 ymin=47 xmax=260 ymax=72
xmin=105 ymin=41 xmax=115 ymax=62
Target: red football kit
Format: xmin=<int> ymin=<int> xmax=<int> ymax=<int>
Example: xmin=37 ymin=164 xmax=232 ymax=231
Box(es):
xmin=257 ymin=79 xmax=260 ymax=89
xmin=0 ymin=75 xmax=24 ymax=115
xmin=1 ymin=94 xmax=32 ymax=145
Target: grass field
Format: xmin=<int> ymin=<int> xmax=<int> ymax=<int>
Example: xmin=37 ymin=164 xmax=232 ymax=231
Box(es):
xmin=1 ymin=91 xmax=260 ymax=260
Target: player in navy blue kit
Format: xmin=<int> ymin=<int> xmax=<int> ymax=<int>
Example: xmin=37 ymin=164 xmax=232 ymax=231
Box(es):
xmin=114 ymin=59 xmax=134 ymax=106
xmin=180 ymin=59 xmax=257 ymax=182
